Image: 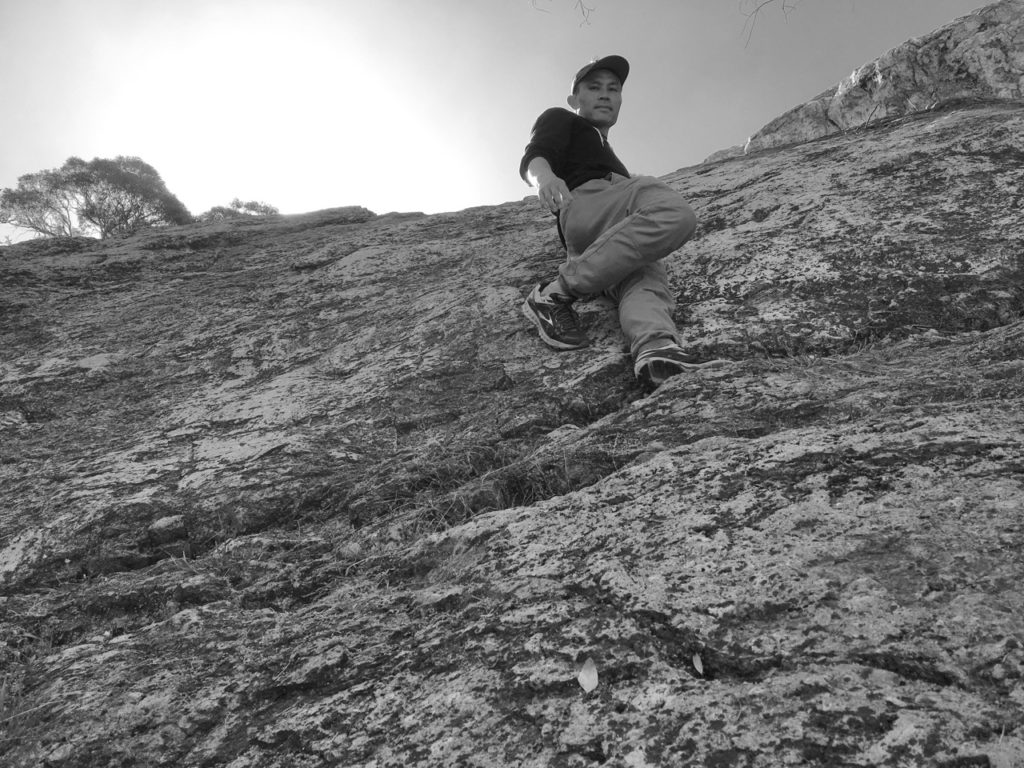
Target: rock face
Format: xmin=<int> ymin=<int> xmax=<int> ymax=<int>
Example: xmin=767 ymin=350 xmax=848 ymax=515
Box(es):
xmin=2 ymin=14 xmax=1024 ymax=768
xmin=740 ymin=0 xmax=1024 ymax=155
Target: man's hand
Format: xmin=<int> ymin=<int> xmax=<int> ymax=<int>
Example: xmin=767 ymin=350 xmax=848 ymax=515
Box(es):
xmin=536 ymin=176 xmax=573 ymax=214
xmin=527 ymin=158 xmax=574 ymax=214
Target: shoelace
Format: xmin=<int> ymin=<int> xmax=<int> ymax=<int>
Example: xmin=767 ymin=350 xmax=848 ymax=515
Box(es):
xmin=548 ymin=298 xmax=581 ymax=334
xmin=638 ymin=347 xmax=694 ymax=365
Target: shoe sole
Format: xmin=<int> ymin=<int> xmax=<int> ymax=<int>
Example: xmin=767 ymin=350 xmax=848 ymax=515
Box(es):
xmin=636 ymin=357 xmax=732 ymax=387
xmin=521 ymin=299 xmax=588 ymax=351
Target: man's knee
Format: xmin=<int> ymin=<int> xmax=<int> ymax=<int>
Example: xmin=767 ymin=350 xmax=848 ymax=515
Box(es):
xmin=637 ymin=179 xmax=697 ymax=246
xmin=649 ymin=196 xmax=696 ymax=252
xmin=670 ymin=200 xmax=698 ymax=245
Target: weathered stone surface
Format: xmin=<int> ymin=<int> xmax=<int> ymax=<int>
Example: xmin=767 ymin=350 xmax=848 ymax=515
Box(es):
xmin=702 ymin=144 xmax=745 ymax=164
xmin=2 ymin=22 xmax=1024 ymax=768
xmin=738 ymin=0 xmax=1024 ymax=155
xmin=679 ymin=100 xmax=1024 ymax=359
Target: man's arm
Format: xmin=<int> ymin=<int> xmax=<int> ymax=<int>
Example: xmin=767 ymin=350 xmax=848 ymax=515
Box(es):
xmin=520 ymin=108 xmax=575 ymax=214
xmin=526 ymin=157 xmax=574 ymax=215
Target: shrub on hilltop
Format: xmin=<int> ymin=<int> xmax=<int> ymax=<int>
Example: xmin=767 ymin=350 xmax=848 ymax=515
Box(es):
xmin=197 ymin=198 xmax=280 ymax=223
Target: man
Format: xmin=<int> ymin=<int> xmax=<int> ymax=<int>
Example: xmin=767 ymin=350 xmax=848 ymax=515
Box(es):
xmin=519 ymin=54 xmax=722 ymax=389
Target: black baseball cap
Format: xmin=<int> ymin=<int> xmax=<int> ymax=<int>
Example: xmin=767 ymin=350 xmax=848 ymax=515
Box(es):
xmin=570 ymin=55 xmax=629 ymax=93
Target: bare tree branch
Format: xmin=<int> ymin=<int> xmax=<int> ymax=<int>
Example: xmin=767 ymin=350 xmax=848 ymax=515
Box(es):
xmin=740 ymin=0 xmax=803 ymax=46
xmin=530 ymin=0 xmax=593 ymax=25
xmin=529 ymin=1 xmax=804 ymax=36
xmin=573 ymin=0 xmax=594 ymax=25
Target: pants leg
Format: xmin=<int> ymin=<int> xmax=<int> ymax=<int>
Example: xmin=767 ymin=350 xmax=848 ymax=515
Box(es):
xmin=604 ymin=262 xmax=679 ymax=359
xmin=557 ymin=174 xmax=695 ymax=358
xmin=558 ymin=174 xmax=697 ymax=296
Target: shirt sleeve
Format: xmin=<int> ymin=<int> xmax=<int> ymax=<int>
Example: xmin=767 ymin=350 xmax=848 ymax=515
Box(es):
xmin=519 ymin=108 xmax=574 ymax=184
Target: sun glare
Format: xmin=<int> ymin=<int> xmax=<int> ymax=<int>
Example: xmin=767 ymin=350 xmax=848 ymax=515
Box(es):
xmin=82 ymin=2 xmax=440 ymax=216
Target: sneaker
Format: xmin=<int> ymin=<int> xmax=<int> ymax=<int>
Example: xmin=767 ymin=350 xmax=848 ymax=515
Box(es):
xmin=522 ymin=283 xmax=589 ymax=350
xmin=634 ymin=343 xmax=727 ymax=389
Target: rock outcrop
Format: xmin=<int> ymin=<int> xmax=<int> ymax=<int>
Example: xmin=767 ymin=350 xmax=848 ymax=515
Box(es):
xmin=2 ymin=8 xmax=1024 ymax=768
xmin=737 ymin=0 xmax=1024 ymax=155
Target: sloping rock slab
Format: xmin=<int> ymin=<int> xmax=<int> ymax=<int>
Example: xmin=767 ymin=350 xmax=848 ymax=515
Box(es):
xmin=4 ymin=323 xmax=1022 ymax=767
xmin=743 ymin=0 xmax=1024 ymax=153
xmin=1 ymin=101 xmax=1023 ymax=766
xmin=677 ymin=100 xmax=1024 ymax=357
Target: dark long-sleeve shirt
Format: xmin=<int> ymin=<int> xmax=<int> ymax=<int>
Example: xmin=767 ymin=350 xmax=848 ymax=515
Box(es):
xmin=519 ymin=107 xmax=630 ymax=190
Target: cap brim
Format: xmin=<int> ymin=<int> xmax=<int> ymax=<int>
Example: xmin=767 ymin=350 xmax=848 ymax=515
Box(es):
xmin=572 ymin=55 xmax=629 ymax=92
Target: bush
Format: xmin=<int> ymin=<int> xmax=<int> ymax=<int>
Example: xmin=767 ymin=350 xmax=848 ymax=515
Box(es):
xmin=197 ymin=198 xmax=279 ymax=223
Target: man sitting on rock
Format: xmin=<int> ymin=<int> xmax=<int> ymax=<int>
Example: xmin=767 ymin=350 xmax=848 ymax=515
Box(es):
xmin=520 ymin=54 xmax=723 ymax=389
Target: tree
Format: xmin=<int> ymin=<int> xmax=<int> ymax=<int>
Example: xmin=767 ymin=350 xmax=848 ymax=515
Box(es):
xmin=0 ymin=168 xmax=80 ymax=238
xmin=0 ymin=156 xmax=191 ymax=239
xmin=72 ymin=156 xmax=192 ymax=238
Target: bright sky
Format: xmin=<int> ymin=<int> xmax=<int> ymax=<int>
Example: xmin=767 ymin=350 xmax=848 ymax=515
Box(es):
xmin=0 ymin=0 xmax=989 ymax=236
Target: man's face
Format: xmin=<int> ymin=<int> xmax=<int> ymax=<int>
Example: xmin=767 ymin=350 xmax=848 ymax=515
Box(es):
xmin=567 ymin=69 xmax=622 ymax=130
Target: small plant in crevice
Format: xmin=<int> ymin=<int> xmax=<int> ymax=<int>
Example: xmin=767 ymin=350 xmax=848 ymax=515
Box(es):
xmin=410 ymin=445 xmax=626 ymax=532
xmin=0 ymin=607 xmax=67 ymax=760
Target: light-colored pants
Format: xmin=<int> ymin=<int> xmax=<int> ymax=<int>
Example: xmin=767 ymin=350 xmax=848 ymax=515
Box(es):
xmin=557 ymin=174 xmax=698 ymax=358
